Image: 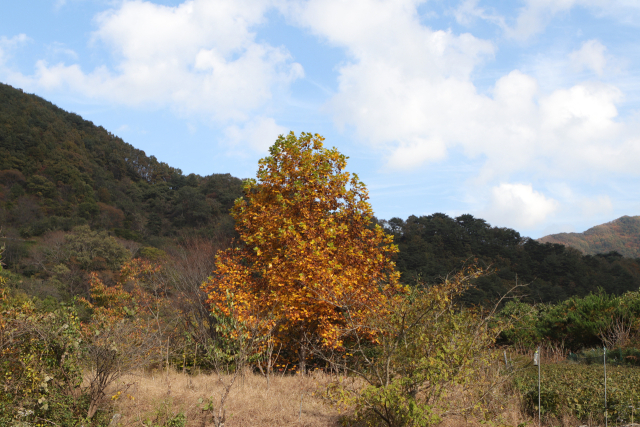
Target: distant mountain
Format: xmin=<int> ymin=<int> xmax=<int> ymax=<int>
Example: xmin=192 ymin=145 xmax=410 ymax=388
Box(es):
xmin=538 ymin=216 xmax=640 ymax=258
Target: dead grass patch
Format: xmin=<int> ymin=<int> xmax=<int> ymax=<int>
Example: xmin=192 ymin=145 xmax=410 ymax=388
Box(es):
xmin=107 ymin=369 xmax=346 ymax=426
xmin=102 ymin=367 xmax=546 ymax=427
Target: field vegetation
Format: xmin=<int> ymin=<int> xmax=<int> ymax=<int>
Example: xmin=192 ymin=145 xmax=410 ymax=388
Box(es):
xmin=1 ymin=84 xmax=640 ymax=426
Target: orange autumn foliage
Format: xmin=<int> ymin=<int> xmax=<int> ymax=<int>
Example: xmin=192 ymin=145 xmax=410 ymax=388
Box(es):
xmin=202 ymin=132 xmax=404 ymax=351
xmin=79 ymin=259 xmax=170 ymax=418
xmin=81 ymin=258 xmax=165 ymax=322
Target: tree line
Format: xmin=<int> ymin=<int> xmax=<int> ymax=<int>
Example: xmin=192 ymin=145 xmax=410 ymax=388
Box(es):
xmin=380 ymin=213 xmax=640 ymax=305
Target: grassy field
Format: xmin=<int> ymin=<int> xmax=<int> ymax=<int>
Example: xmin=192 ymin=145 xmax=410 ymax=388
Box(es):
xmin=104 ymin=368 xmax=537 ymax=427
xmin=107 ymin=369 xmax=345 ymax=427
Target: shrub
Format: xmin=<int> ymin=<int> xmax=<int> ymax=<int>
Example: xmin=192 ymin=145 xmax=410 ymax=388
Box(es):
xmin=323 ymin=266 xmax=508 ymax=427
xmin=499 ymin=289 xmax=640 ymax=350
xmin=514 ymin=363 xmax=640 ymax=424
xmin=0 ymin=291 xmax=94 ymax=425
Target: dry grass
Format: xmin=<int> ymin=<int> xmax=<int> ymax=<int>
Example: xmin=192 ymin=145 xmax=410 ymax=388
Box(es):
xmin=107 ymin=369 xmax=346 ymax=427
xmin=103 ymin=365 xmax=543 ymax=427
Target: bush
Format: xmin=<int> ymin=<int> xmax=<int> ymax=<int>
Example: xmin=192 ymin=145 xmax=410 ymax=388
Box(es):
xmin=499 ymin=289 xmax=640 ymax=350
xmin=514 ymin=363 xmax=640 ymax=424
xmin=0 ymin=292 xmax=96 ymax=425
xmin=323 ymin=266 xmax=508 ymax=427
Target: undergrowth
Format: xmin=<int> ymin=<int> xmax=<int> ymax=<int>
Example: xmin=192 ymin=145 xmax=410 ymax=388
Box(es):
xmin=514 ymin=362 xmax=640 ymax=425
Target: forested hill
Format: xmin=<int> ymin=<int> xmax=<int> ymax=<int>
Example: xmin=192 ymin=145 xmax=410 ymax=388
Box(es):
xmin=538 ymin=216 xmax=640 ymax=259
xmin=380 ymin=214 xmax=640 ymax=305
xmin=0 ymin=82 xmax=243 ymax=242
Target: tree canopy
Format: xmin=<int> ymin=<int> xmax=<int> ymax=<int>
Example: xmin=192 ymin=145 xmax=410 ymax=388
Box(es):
xmin=203 ymin=132 xmax=402 ymax=362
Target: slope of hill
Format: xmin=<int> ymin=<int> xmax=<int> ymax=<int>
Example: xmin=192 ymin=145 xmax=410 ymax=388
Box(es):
xmin=538 ymin=216 xmax=640 ymax=258
xmin=0 ymin=82 xmax=243 ymax=243
xmin=380 ymin=214 xmax=640 ymax=305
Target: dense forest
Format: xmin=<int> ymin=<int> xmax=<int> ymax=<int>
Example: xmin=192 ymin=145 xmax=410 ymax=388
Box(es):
xmin=0 ymin=82 xmax=242 ymax=244
xmin=381 ymin=214 xmax=640 ymax=305
xmin=538 ymin=215 xmax=640 ymax=258
xmin=1 ymin=82 xmax=640 ymax=308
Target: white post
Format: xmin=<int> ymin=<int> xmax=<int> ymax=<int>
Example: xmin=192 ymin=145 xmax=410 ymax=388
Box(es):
xmin=534 ymin=346 xmax=541 ymax=427
xmin=538 ymin=347 xmax=541 ymax=427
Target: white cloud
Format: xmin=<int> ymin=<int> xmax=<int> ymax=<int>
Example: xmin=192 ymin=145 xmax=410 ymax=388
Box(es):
xmin=224 ymin=117 xmax=288 ymax=152
xmin=505 ymin=0 xmax=577 ymax=41
xmin=48 ymin=42 xmax=79 ymax=60
xmin=483 ymin=183 xmax=559 ymax=229
xmin=283 ymin=1 xmax=640 ymax=183
xmin=0 ymin=34 xmax=29 ymax=66
xmin=385 ymin=138 xmax=447 ymax=170
xmin=7 ymin=0 xmax=302 ymax=135
xmin=569 ymin=39 xmax=607 ymax=76
xmin=453 ymin=0 xmax=507 ymax=29
xmin=578 ymin=194 xmax=613 ymax=217
xmin=286 ymin=0 xmax=496 ymax=160
xmin=452 ymin=1 xmax=640 ymax=41
xmin=504 ymin=0 xmax=640 ymax=40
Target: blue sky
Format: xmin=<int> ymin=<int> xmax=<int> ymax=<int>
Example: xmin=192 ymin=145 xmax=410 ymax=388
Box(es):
xmin=2 ymin=0 xmax=640 ymax=238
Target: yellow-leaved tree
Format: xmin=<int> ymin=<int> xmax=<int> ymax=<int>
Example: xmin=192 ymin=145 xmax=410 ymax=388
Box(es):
xmin=202 ymin=132 xmax=403 ymax=372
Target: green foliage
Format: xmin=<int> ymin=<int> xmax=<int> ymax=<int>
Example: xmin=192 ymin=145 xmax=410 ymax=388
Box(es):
xmin=499 ymin=289 xmax=640 ymax=350
xmin=382 ymin=213 xmax=640 ymax=305
xmin=141 ymin=400 xmax=187 ymax=427
xmin=514 ymin=363 xmax=640 ymax=424
xmin=328 ymin=268 xmax=505 ymax=427
xmin=139 ymin=246 xmax=167 ymax=261
xmin=0 ymin=82 xmax=243 ymax=246
xmin=0 ymin=293 xmax=97 ymax=425
xmin=62 ymin=225 xmax=131 ymax=271
xmin=497 ymin=300 xmax=546 ymax=348
xmin=26 ymin=175 xmax=57 ymax=199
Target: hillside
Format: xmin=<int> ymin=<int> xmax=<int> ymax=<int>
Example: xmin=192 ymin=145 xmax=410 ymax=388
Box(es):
xmin=381 ymin=214 xmax=640 ymax=305
xmin=538 ymin=215 xmax=640 ymax=258
xmin=0 ymin=82 xmax=243 ymax=245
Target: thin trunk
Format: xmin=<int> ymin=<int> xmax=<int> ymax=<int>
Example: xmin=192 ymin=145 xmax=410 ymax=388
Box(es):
xmin=298 ymin=344 xmax=307 ymax=376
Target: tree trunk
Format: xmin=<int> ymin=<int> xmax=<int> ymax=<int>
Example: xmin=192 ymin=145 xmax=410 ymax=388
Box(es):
xmin=298 ymin=344 xmax=307 ymax=376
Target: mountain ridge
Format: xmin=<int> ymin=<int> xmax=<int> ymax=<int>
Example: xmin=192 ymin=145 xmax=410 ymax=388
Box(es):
xmin=538 ymin=215 xmax=640 ymax=258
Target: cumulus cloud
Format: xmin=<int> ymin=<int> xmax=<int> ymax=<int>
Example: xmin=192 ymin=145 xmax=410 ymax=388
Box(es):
xmin=483 ymin=183 xmax=559 ymax=229
xmin=285 ymin=0 xmax=495 ymax=156
xmin=284 ymin=1 xmax=638 ymax=183
xmin=569 ymin=40 xmax=607 ymax=76
xmin=8 ymin=0 xmax=302 ymax=129
xmin=3 ymin=0 xmax=639 ymax=212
